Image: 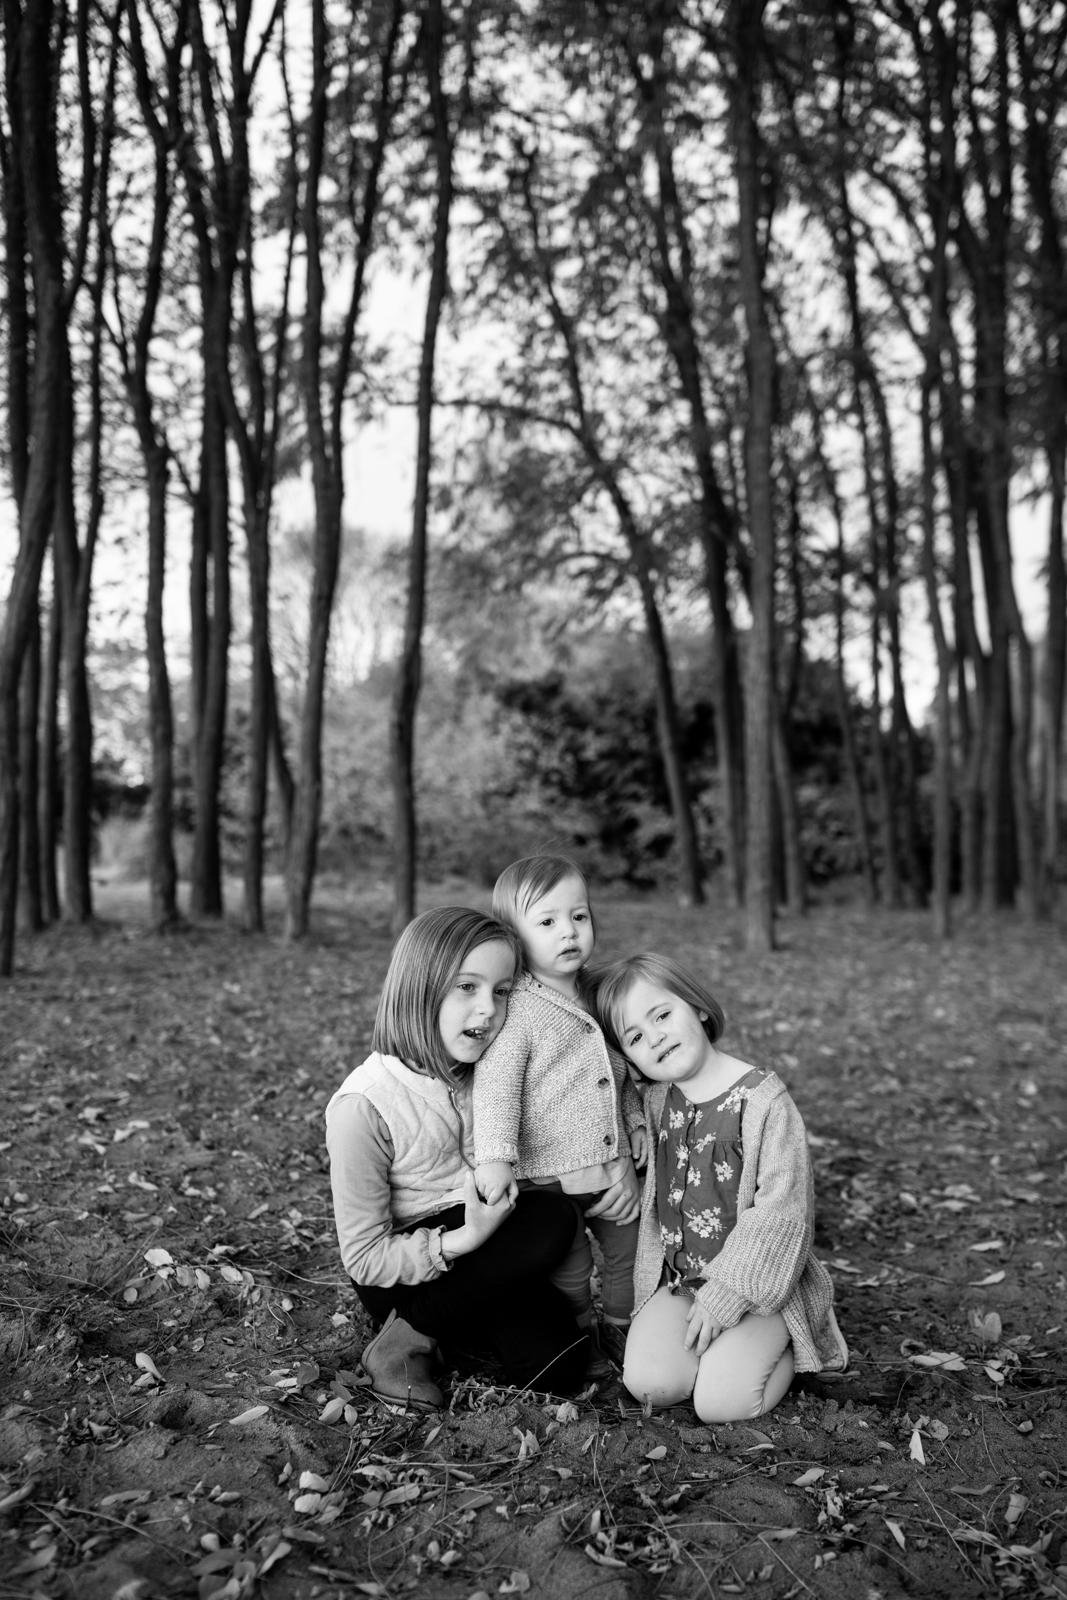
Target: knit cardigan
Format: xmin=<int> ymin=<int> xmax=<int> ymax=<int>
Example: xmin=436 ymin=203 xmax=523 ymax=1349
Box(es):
xmin=634 ymin=1070 xmax=848 ymax=1374
xmin=473 ymin=972 xmax=644 ymax=1180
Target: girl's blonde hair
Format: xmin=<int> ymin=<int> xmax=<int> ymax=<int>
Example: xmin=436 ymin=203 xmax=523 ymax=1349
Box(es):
xmin=593 ymin=952 xmax=726 ymax=1064
xmin=372 ymin=906 xmax=520 ymax=1084
xmin=492 ymin=853 xmax=597 ymax=945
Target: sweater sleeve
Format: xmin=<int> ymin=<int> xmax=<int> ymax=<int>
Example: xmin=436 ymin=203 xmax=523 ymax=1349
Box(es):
xmin=471 ymin=1008 xmax=531 ymax=1166
xmin=611 ymin=1045 xmax=645 ymax=1136
xmin=326 ymin=1092 xmax=450 ymax=1288
xmin=693 ymin=1088 xmax=815 ymax=1329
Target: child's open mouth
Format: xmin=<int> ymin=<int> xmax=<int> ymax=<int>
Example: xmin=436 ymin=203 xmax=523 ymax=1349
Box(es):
xmin=463 ymin=1027 xmax=489 ymax=1040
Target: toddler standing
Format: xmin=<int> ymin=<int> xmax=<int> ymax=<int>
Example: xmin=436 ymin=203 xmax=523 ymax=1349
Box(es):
xmin=473 ymin=854 xmax=645 ymax=1372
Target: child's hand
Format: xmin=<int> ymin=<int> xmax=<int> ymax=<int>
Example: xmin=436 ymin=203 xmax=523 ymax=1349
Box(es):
xmin=629 ymin=1127 xmax=648 ymax=1168
xmin=684 ymin=1301 xmax=721 ymax=1356
xmin=457 ymin=1170 xmax=515 ymax=1251
xmin=585 ymin=1158 xmax=640 ymax=1225
xmin=474 ymin=1161 xmax=517 ymax=1206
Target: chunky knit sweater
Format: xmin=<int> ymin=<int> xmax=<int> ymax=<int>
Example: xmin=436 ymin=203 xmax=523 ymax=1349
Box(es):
xmin=473 ymin=972 xmax=644 ymax=1184
xmin=633 ymin=1070 xmax=848 ymax=1374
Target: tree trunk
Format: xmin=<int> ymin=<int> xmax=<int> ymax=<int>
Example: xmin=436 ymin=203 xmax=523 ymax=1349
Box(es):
xmin=730 ymin=0 xmax=775 ymax=953
xmin=0 ymin=0 xmax=64 ymax=977
xmin=52 ymin=353 xmax=95 ymax=923
xmin=17 ymin=610 xmax=43 ymax=930
xmin=1010 ymin=0 xmax=1067 ymax=905
xmin=391 ymin=0 xmax=455 ymax=936
xmin=921 ymin=381 xmax=954 ymax=939
xmin=772 ymin=711 xmax=806 ymax=915
xmin=638 ymin=29 xmax=746 ymax=906
xmin=286 ymin=0 xmax=401 ymax=938
xmin=38 ymin=579 xmax=61 ymax=919
xmin=189 ymin=393 xmax=230 ymax=917
xmin=145 ymin=446 xmax=178 ymax=928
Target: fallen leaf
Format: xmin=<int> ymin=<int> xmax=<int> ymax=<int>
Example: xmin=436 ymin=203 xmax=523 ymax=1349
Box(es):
xmin=514 ymin=1428 xmax=540 ymax=1461
xmin=909 ymin=1429 xmax=926 ymax=1465
xmin=1005 ymin=1491 xmax=1028 ymax=1529
xmin=884 ymin=1518 xmax=906 ymax=1550
xmin=257 ymin=1539 xmax=291 ymax=1576
xmin=969 ymin=1270 xmax=1005 ymax=1287
xmin=793 ymin=1468 xmax=825 ymax=1487
xmin=968 ymin=1239 xmax=1004 ymax=1252
xmin=645 ymin=1445 xmax=667 ymax=1461
xmin=584 ymin=1544 xmax=627 ymax=1566
xmin=228 ymin=1405 xmax=270 ymax=1426
xmin=134 ymin=1351 xmax=164 ymax=1382
xmin=909 ymin=1351 xmax=966 ymax=1372
xmin=9 ymin=1543 xmax=58 ymax=1575
xmin=298 ymin=1472 xmax=330 ymax=1492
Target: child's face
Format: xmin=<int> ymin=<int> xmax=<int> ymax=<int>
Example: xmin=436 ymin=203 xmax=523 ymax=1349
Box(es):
xmin=437 ymin=939 xmax=515 ymax=1067
xmin=616 ymin=977 xmax=713 ymax=1085
xmin=514 ymin=872 xmax=595 ymax=985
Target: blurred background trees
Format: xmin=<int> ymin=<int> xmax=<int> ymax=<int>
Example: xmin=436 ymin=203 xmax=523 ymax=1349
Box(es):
xmin=1 ymin=0 xmax=1064 ymax=973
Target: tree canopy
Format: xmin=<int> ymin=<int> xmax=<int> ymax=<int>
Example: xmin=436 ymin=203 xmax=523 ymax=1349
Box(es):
xmin=1 ymin=0 xmax=1064 ymax=973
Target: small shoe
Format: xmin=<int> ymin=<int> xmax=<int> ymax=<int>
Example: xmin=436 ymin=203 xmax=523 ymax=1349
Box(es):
xmin=361 ymin=1308 xmax=444 ymax=1412
xmin=599 ymin=1320 xmax=629 ymax=1370
xmin=583 ymin=1322 xmax=613 ymax=1382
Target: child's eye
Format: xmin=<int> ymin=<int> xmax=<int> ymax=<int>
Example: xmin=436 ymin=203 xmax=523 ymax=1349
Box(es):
xmin=626 ymin=1032 xmax=641 ymax=1047
xmin=457 ymin=981 xmax=475 ymax=993
xmin=656 ymin=1010 xmax=669 ymax=1022
xmin=494 ymin=985 xmax=512 ymax=998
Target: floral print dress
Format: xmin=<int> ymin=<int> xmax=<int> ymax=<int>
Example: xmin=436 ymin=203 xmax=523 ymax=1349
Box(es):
xmin=655 ymin=1066 xmax=768 ymax=1289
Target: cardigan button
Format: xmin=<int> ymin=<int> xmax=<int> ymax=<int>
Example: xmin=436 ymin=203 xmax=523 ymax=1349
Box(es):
xmin=584 ymin=1022 xmax=595 ymax=1033
xmin=597 ymin=1076 xmax=609 ymax=1087
xmin=603 ymin=1134 xmax=611 ymax=1145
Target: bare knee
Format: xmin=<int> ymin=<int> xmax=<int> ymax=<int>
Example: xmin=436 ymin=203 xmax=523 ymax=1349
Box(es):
xmin=693 ymin=1348 xmax=794 ymax=1424
xmin=622 ymin=1356 xmax=691 ymax=1410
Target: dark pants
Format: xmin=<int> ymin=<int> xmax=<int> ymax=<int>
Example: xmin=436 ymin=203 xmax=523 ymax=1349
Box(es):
xmin=357 ymin=1189 xmax=589 ymax=1395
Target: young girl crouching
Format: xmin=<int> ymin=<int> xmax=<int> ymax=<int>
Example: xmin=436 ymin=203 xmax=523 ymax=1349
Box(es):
xmin=325 ymin=907 xmax=589 ymax=1408
xmin=595 ymin=952 xmax=848 ymax=1424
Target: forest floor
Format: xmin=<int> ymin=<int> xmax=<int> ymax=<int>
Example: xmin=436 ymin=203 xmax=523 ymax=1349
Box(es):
xmin=1 ymin=875 xmax=1066 ymax=1600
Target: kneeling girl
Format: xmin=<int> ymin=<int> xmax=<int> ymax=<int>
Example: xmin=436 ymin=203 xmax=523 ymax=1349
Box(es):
xmin=595 ymin=953 xmax=848 ymax=1424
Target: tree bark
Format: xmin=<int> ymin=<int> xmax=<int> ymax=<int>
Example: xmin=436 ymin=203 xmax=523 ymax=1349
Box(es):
xmin=729 ymin=0 xmax=775 ymax=952
xmin=391 ymin=0 xmax=455 ymax=935
xmin=0 ymin=0 xmax=65 ymax=977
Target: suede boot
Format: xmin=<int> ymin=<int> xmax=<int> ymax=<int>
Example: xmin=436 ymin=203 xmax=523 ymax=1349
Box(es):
xmin=361 ymin=1308 xmax=444 ymax=1411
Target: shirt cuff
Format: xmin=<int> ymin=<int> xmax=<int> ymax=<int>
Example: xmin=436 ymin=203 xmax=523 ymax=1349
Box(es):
xmin=427 ymin=1227 xmax=452 ymax=1275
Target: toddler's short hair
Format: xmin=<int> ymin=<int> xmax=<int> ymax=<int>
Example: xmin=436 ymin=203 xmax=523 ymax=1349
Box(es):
xmin=372 ymin=906 xmax=519 ymax=1084
xmin=492 ymin=853 xmax=596 ymax=941
xmin=594 ymin=951 xmax=726 ymax=1063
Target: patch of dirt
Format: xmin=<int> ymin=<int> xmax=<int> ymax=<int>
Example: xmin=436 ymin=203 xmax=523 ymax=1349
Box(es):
xmin=1 ymin=882 xmax=1066 ymax=1599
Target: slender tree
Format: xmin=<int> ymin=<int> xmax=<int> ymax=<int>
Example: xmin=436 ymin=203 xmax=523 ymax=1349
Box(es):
xmin=286 ymin=0 xmax=405 ymax=938
xmin=0 ymin=0 xmax=66 ymax=975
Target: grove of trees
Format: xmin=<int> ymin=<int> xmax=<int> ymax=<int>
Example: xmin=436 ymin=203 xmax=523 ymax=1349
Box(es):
xmin=1 ymin=0 xmax=1065 ymax=977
